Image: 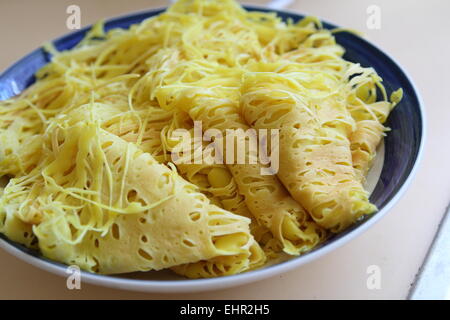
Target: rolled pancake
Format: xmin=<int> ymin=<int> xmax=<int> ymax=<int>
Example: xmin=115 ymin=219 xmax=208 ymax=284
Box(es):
xmin=62 ymin=105 xmax=267 ymax=276
xmin=0 ymin=100 xmax=44 ymax=177
xmin=349 ymin=120 xmax=385 ymax=182
xmin=176 ymin=89 xmax=323 ymax=255
xmin=141 ymin=50 xmax=325 ymax=255
xmin=345 ymin=66 xmax=402 ymax=182
xmin=241 ymin=70 xmax=376 ymax=232
xmin=87 ymin=104 xmax=271 ymax=275
xmin=0 ymin=121 xmax=262 ymax=274
xmin=160 ymin=114 xmax=282 ymax=257
xmin=86 ymin=103 xmax=280 ymax=259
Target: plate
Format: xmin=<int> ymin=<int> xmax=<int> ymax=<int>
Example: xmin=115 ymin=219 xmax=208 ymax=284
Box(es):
xmin=0 ymin=5 xmax=425 ymax=293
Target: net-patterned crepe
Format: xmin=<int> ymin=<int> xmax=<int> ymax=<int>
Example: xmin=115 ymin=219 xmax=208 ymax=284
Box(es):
xmin=1 ymin=116 xmax=263 ymax=274
xmin=144 ymin=52 xmax=324 ymax=255
xmin=87 ymin=103 xmax=271 ymax=276
xmin=159 ymin=111 xmax=283 ymax=257
xmin=0 ymin=0 xmax=400 ymax=277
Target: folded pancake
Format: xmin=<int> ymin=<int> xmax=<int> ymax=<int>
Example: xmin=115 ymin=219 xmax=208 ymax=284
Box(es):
xmin=0 ymin=120 xmax=262 ymax=274
xmin=80 ymin=102 xmax=280 ymax=259
xmin=57 ymin=104 xmax=268 ymax=276
xmin=163 ymin=75 xmax=323 ymax=254
xmin=171 ymin=240 xmax=265 ymax=278
xmin=241 ymin=67 xmax=376 ymax=232
xmin=168 ymin=0 xmax=322 ymax=63
xmin=282 ymin=40 xmax=402 ymax=183
xmin=0 ymin=99 xmax=44 ymax=177
xmin=344 ymin=65 xmax=403 ymax=182
xmin=160 ymin=113 xmax=282 ymax=257
xmin=0 ymin=179 xmax=37 ymax=248
xmin=185 ymin=92 xmax=324 ymax=254
xmin=0 ymin=37 xmax=146 ymax=178
xmin=144 ymin=53 xmax=324 ymax=255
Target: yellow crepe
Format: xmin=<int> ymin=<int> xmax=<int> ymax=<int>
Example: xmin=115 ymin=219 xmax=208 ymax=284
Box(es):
xmin=241 ymin=64 xmax=376 ymax=232
xmin=65 ymin=104 xmax=268 ymax=276
xmin=160 ymin=112 xmax=283 ymax=258
xmin=344 ymin=66 xmax=402 ymax=182
xmin=143 ymin=51 xmax=324 ymax=255
xmin=0 ymin=119 xmax=262 ymax=274
xmin=91 ymin=102 xmax=280 ymax=260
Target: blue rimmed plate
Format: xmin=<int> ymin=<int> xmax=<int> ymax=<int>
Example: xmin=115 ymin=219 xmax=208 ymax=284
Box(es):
xmin=0 ymin=5 xmax=425 ymax=293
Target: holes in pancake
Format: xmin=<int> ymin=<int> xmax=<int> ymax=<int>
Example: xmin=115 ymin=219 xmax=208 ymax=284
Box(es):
xmin=292 ymin=139 xmax=302 ymax=149
xmin=138 ymin=248 xmax=153 ymax=261
xmin=322 ymin=169 xmax=336 ymax=176
xmin=30 ymin=237 xmax=38 ymax=247
xmin=91 ymin=257 xmax=100 ymax=273
xmin=136 ymin=197 xmax=148 ymax=207
xmin=132 ymin=149 xmax=143 ymax=160
xmin=182 ymin=239 xmax=195 ymax=247
xmin=111 ymin=223 xmax=120 ymax=240
xmin=194 ymin=202 xmax=204 ymax=209
xmin=359 ymin=143 xmax=370 ymax=153
xmin=250 ymin=185 xmax=275 ymax=194
xmin=194 ymin=194 xmax=205 ymax=202
xmin=63 ymin=164 xmax=76 ymax=176
xmin=242 ymin=176 xmax=264 ymax=184
xmin=264 ymin=108 xmax=290 ymax=124
xmin=297 ymin=171 xmax=307 ymax=177
xmin=25 ymin=163 xmax=37 ymax=172
xmin=183 ymin=184 xmax=197 ymax=194
xmin=69 ymin=223 xmax=77 ymax=240
xmin=331 ymin=223 xmax=342 ymax=232
xmin=112 ymin=156 xmax=122 ymax=166
xmin=311 ymin=200 xmax=338 ymax=220
xmin=158 ymin=173 xmax=170 ymax=188
xmin=94 ymin=238 xmax=100 ymax=248
xmin=212 ymin=233 xmax=248 ymax=252
xmin=101 ymin=141 xmax=113 ymax=149
xmin=139 ymin=217 xmax=147 ymax=224
xmin=127 ymin=189 xmax=138 ymax=202
xmin=208 ymin=217 xmax=230 ymax=226
xmin=189 ymin=211 xmax=201 ymax=222
xmin=141 ymin=235 xmax=148 ymax=243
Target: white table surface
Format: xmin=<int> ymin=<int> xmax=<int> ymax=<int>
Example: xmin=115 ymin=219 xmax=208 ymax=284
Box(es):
xmin=0 ymin=0 xmax=449 ymax=299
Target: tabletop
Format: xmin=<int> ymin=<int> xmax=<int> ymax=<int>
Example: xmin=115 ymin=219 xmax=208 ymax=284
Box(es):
xmin=0 ymin=0 xmax=449 ymax=300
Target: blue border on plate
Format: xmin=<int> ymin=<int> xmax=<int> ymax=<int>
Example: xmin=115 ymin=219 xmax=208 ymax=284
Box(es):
xmin=0 ymin=6 xmax=423 ymax=282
